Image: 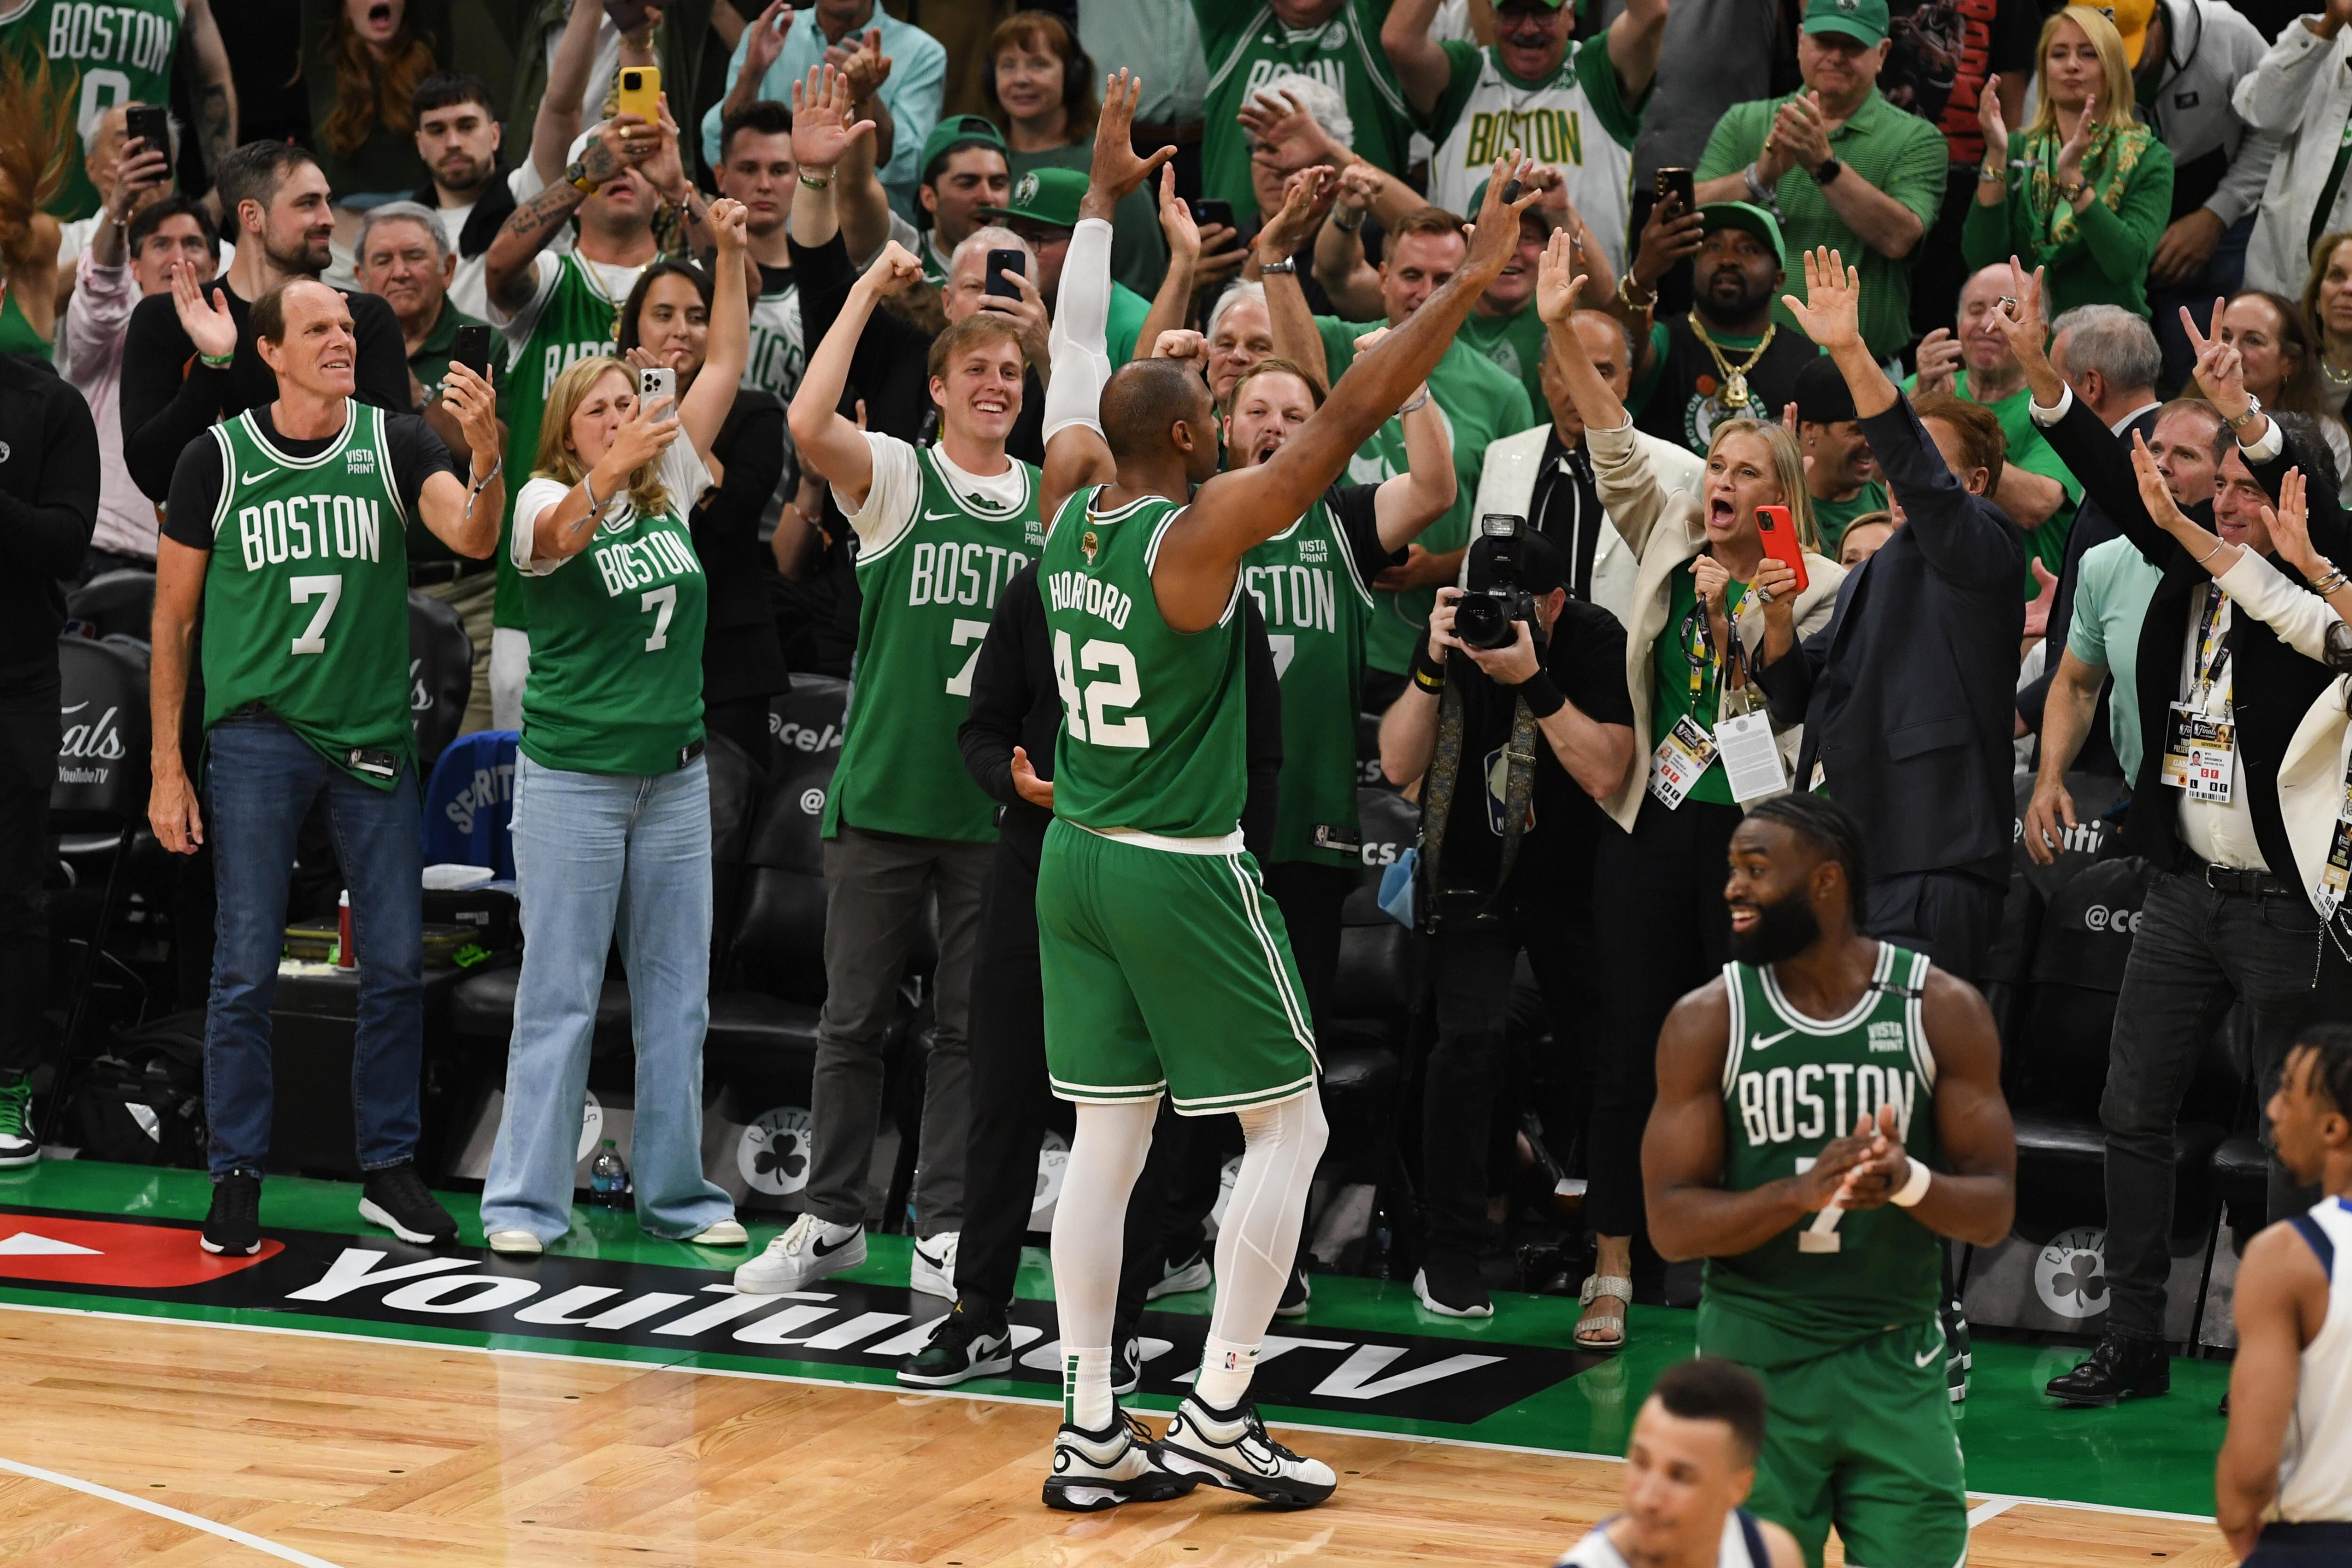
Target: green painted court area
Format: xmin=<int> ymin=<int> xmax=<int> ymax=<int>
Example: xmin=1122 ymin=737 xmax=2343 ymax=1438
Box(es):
xmin=0 ymin=1158 xmax=2227 ymax=1520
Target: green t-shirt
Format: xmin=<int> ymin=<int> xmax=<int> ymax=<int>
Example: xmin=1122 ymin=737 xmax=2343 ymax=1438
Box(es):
xmin=1457 ymin=302 xmax=1549 ymax=422
xmin=199 ymin=403 xmax=417 ymax=786
xmin=1195 ymin=0 xmax=1418 ymax=220
xmin=514 ymin=443 xmax=710 ymax=777
xmin=1107 ymin=280 xmax=1152 ymax=368
xmin=1042 ymin=486 xmax=1249 ymax=839
xmin=1008 ymin=143 xmax=1170 ymax=303
xmin=1313 ymin=315 xmax=1535 ymax=674
xmin=4 ymin=0 xmax=182 ymax=220
xmin=1898 ymin=367 xmax=2081 ymax=595
xmin=1695 ymin=88 xmax=1947 ymax=361
xmin=1649 ymin=565 xmax=1748 ymax=808
xmin=1811 ymin=481 xmax=1889 ymax=556
xmin=2066 ymin=533 xmax=2165 ymax=782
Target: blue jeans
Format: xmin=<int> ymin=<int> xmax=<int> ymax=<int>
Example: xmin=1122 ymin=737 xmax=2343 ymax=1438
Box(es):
xmin=480 ymin=754 xmax=733 ymax=1242
xmin=203 ymin=713 xmax=424 ymax=1177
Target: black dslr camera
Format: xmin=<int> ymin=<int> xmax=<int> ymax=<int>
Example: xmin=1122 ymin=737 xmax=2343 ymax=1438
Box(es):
xmin=1454 ymin=512 xmax=1540 ymax=650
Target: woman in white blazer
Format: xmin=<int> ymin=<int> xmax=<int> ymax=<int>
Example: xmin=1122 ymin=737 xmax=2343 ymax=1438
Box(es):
xmin=1535 ymin=234 xmax=1846 ymax=1352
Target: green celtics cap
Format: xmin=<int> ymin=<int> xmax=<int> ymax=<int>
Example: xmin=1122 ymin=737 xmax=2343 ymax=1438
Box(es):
xmin=977 ymin=166 xmax=1088 ymax=230
xmin=1801 ymin=0 xmax=1890 ymax=45
xmin=919 ymin=114 xmax=1008 ymax=183
xmin=1698 ymin=201 xmax=1786 ymax=271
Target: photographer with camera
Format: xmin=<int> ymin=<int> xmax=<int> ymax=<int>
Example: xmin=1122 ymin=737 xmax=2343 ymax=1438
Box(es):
xmin=1378 ymin=517 xmax=1637 ymax=1321
xmin=1540 ymin=229 xmax=1846 ymax=1353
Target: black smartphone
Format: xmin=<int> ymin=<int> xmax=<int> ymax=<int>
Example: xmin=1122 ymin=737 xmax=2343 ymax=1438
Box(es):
xmin=984 ymin=247 xmax=1026 ymax=299
xmin=1190 ymin=198 xmax=1236 ymax=232
xmin=124 ymin=104 xmax=170 ymax=163
xmin=1654 ymin=167 xmax=1695 ymax=218
xmin=451 ymin=323 xmax=496 ymax=381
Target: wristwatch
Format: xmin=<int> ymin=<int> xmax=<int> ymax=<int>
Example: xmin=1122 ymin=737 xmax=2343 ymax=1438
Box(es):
xmin=2226 ymin=393 xmax=2263 ymax=433
xmin=566 ymin=159 xmax=599 ymax=195
xmin=1811 ymin=156 xmax=1843 ymax=185
xmin=1261 ymin=258 xmax=1297 ymax=276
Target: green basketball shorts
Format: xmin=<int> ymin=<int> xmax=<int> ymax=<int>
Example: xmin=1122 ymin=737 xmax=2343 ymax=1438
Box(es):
xmin=1728 ymin=1317 xmax=1969 ymax=1568
xmin=1038 ymin=819 xmax=1320 ymax=1115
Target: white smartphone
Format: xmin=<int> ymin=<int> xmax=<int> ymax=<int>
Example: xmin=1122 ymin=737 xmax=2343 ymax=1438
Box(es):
xmin=638 ymin=365 xmax=676 ymax=412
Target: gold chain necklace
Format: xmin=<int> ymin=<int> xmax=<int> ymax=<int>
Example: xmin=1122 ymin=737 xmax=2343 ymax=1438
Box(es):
xmin=1688 ymin=315 xmax=1776 ymax=411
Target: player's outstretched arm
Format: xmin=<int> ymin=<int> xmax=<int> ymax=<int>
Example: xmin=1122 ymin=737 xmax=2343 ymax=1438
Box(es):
xmin=2215 ymin=1223 xmax=2327 ymax=1556
xmin=1156 ymin=157 xmax=1539 ymax=629
xmin=1831 ymin=971 xmax=2016 ymax=1247
xmin=1644 ymin=982 xmax=1877 ymax=1261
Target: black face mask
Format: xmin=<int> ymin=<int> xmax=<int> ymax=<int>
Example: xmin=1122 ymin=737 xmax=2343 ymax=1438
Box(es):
xmin=1728 ymin=884 xmax=1823 ymax=965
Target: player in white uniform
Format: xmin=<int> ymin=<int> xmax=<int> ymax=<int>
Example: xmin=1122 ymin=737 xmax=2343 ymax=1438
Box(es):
xmin=2219 ymin=1025 xmax=2352 ymax=1563
xmin=1555 ymin=1358 xmax=1802 ymax=1568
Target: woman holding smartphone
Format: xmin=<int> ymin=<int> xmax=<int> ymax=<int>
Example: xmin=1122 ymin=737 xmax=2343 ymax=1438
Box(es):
xmin=1534 ymin=232 xmax=1845 ymax=1351
xmin=478 ymin=199 xmax=754 ymax=1256
xmin=619 ymin=260 xmax=790 ymax=767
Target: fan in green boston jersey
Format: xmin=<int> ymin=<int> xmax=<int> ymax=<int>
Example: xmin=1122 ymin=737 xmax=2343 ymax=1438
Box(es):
xmin=1645 ymin=796 xmax=2016 ymax=1568
xmin=1026 ymin=75 xmax=1544 ymax=1510
xmin=1 ymin=0 xmax=235 ymax=221
xmin=1196 ymin=0 xmax=1418 ymax=222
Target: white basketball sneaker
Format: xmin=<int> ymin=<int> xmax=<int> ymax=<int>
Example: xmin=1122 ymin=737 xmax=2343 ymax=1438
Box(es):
xmin=733 ymin=1214 xmax=865 ymax=1294
xmin=1153 ymin=1394 xmax=1335 ymax=1508
xmin=1042 ymin=1409 xmax=1200 ymax=1512
xmin=909 ymin=1230 xmax=958 ymax=1299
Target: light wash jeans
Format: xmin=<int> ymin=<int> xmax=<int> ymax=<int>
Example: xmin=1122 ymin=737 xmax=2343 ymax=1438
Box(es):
xmin=480 ymin=753 xmax=734 ymax=1242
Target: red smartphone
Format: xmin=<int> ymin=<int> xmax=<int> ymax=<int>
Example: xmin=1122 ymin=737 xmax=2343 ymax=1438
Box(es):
xmin=1755 ymin=504 xmax=1809 ymax=597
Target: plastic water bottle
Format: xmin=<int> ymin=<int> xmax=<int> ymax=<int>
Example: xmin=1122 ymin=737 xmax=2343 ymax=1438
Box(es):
xmin=588 ymin=1139 xmax=631 ymax=1208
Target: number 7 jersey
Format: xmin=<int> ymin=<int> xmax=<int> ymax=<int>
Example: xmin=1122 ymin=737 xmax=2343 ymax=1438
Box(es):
xmin=825 ymin=444 xmax=1043 ymax=842
xmin=1041 ymin=486 xmax=1249 ymax=840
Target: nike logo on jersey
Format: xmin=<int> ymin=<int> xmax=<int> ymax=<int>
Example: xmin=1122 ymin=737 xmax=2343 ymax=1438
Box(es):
xmin=1748 ymin=1028 xmax=1796 ymax=1052
xmin=922 ymin=509 xmax=965 ymax=522
xmin=241 ymin=470 xmax=273 ymax=486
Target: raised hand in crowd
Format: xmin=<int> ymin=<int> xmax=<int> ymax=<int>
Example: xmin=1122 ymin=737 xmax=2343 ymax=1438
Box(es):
xmin=1780 ymin=247 xmax=1865 ymax=355
xmin=1331 ymin=163 xmax=1382 ymax=230
xmin=1628 ymin=186 xmax=1704 ymax=299
xmin=2128 ymin=428 xmax=2230 ymax=563
xmin=825 ymin=24 xmax=882 ymax=80
xmin=981 ymin=257 xmax=1052 ymax=374
xmin=1150 ymin=328 xmax=1207 ymax=365
xmin=791 ymin=62 xmax=877 ymax=170
xmin=1255 ymin=163 xmax=1336 ymax=267
xmin=2259 ymin=468 xmax=2322 ymax=579
xmin=741 ymin=0 xmax=792 ymax=84
xmin=1534 ymin=227 xmax=1586 ymax=329
xmin=2183 ymin=297 xmax=2261 ymax=431
xmin=1989 ymin=259 xmax=2066 ymax=407
xmin=1239 ymin=87 xmax=1351 ymax=178
xmin=441 ymin=362 xmax=503 ymax=482
xmin=1977 ymin=73 xmax=2010 ymax=169
xmin=90 ymin=125 xmax=175 ymax=269
xmin=2050 ymin=91 xmax=2101 ymax=215
xmin=1913 ymin=327 xmax=1962 ymax=398
xmin=1158 ymin=166 xmax=1245 ymax=296
xmin=168 ymin=261 xmax=238 ymax=362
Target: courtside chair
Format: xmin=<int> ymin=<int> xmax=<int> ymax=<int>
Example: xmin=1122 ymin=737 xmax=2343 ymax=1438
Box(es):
xmin=405 ymin=590 xmax=473 ymax=775
xmin=62 ymin=568 xmax=155 ymax=644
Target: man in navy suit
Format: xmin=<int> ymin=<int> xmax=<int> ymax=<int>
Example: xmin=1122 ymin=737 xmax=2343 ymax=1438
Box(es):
xmin=1753 ymin=247 xmax=2025 ymax=987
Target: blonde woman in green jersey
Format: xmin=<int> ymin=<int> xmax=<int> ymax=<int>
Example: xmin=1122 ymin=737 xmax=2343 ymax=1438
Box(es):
xmin=476 ymin=199 xmax=754 ymax=1258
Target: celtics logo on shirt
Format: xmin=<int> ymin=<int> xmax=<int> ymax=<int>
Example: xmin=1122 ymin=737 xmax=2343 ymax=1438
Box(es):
xmin=1684 ymin=374 xmax=1748 ymax=453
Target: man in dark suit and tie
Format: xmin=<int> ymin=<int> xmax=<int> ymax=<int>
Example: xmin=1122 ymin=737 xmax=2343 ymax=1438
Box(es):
xmin=1753 ymin=248 xmax=2026 ymax=986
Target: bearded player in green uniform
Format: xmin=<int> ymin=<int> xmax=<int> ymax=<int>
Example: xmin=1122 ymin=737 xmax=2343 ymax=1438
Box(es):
xmin=1645 ymin=795 xmax=2017 ymax=1568
xmin=1022 ymin=72 xmax=1538 ymax=1511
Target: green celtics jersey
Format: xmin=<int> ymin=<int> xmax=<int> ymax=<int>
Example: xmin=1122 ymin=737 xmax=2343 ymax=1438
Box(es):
xmin=1456 ymin=303 xmax=1549 ymax=422
xmin=518 ymin=454 xmax=709 ymax=777
xmin=1042 ymin=486 xmax=1248 ymax=840
xmin=1197 ymin=0 xmax=1416 ymax=219
xmin=200 ymin=401 xmax=412 ymax=786
xmin=1703 ymin=943 xmax=1944 ymax=1366
xmin=1241 ymin=491 xmax=1377 ymax=868
xmin=497 ymin=253 xmax=636 ymax=631
xmin=4 ymin=0 xmax=182 ymax=220
xmin=825 ymin=446 xmax=1042 ymax=842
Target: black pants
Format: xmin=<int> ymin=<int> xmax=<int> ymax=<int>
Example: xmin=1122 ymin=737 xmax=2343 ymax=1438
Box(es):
xmin=0 ymin=705 xmax=56 ymax=1075
xmin=1422 ymin=877 xmax=1604 ymax=1260
xmin=956 ymin=829 xmax=1184 ymax=1332
xmin=2099 ymin=868 xmax=2343 ymax=1340
xmin=1864 ymin=868 xmax=2004 ymax=989
xmin=1589 ymin=796 xmax=1742 ymax=1238
xmin=1263 ymin=860 xmax=1356 ymax=1036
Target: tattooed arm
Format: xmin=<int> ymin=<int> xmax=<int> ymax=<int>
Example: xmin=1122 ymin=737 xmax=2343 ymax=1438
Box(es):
xmin=183 ymin=0 xmax=238 ymax=194
xmin=482 ymin=117 xmax=649 ymax=318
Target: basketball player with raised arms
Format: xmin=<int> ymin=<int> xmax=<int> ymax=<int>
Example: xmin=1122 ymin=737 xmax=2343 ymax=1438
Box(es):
xmin=2217 ymin=1024 xmax=2352 ymax=1563
xmin=1023 ymin=70 xmax=1536 ymax=1512
xmin=1644 ymin=795 xmax=2016 ymax=1568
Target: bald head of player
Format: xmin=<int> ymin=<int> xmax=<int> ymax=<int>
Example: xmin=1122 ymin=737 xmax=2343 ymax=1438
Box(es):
xmin=1100 ymin=355 xmax=1222 ymax=486
xmin=1589 ymin=1358 xmax=1799 ymax=1568
xmin=252 ymin=279 xmax=360 ymax=404
xmin=1724 ymin=795 xmax=1869 ymax=968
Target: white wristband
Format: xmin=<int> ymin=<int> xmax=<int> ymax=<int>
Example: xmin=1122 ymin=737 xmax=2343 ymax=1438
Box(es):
xmin=1889 ymin=1158 xmax=1932 ymax=1208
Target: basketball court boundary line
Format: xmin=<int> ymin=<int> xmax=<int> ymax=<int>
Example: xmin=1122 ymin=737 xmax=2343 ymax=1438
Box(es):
xmin=0 ymin=1453 xmax=351 ymax=1567
xmin=0 ymin=1296 xmax=2218 ymax=1527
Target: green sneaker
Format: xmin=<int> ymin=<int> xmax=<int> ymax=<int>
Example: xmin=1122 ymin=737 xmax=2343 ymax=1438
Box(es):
xmin=0 ymin=1072 xmax=38 ymax=1167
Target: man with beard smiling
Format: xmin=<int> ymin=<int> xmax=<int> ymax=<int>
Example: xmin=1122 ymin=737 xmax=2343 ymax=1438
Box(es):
xmin=1644 ymin=793 xmax=2015 ymax=1568
xmin=1616 ymin=201 xmax=1821 ymax=460
xmin=120 ymin=143 xmax=414 ymax=506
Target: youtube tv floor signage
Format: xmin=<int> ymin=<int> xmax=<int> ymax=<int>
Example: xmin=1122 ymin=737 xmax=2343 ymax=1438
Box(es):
xmin=0 ymin=1206 xmax=1596 ymax=1429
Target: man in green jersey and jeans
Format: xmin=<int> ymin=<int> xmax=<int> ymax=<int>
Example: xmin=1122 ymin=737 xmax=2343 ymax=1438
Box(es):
xmin=148 ymin=278 xmax=506 ymax=1260
xmin=1645 ymin=795 xmax=2016 ymax=1568
xmin=735 ymin=229 xmax=1042 ymax=1304
xmin=1023 ymin=73 xmax=1539 ymax=1510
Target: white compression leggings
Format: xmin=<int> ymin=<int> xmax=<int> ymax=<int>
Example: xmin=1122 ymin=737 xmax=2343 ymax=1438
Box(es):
xmin=1050 ymin=1092 xmax=1330 ymax=1390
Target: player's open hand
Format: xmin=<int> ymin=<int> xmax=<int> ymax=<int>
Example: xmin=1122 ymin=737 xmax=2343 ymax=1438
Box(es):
xmin=1782 ymin=247 xmax=1863 ymax=355
xmin=1088 ymin=69 xmax=1177 ymax=213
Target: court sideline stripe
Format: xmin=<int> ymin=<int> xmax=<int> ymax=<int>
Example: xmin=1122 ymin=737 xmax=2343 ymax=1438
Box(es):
xmin=0 ymin=1297 xmax=2217 ymax=1528
xmin=0 ymin=1453 xmax=350 ymax=1567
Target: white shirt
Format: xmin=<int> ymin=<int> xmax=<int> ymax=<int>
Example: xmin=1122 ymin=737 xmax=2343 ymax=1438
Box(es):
xmin=511 ymin=438 xmax=712 ymax=575
xmin=1556 ymin=1512 xmax=1768 ymax=1568
xmin=835 ymin=431 xmax=1030 ymax=556
xmin=2172 ymin=584 xmax=2267 ymax=870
